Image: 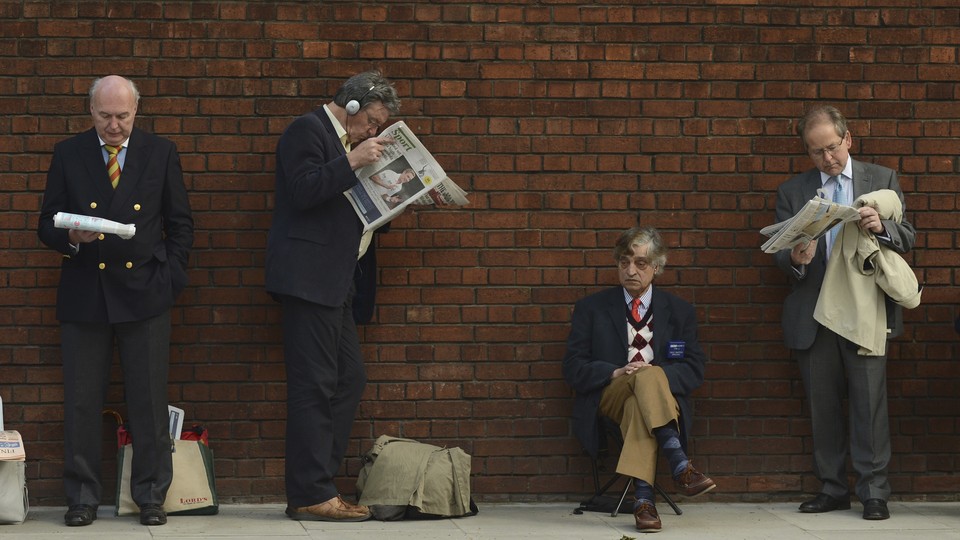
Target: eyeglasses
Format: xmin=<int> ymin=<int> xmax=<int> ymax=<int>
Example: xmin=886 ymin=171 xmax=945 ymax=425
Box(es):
xmin=361 ymin=109 xmax=385 ymax=132
xmin=618 ymin=256 xmax=652 ymax=271
xmin=808 ymin=139 xmax=845 ymax=160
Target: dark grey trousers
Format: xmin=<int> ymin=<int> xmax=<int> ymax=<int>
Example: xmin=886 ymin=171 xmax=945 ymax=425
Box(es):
xmin=61 ymin=311 xmax=173 ymax=507
xmin=797 ymin=325 xmax=892 ymax=502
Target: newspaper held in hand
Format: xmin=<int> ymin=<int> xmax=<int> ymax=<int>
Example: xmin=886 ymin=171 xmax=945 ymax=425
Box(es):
xmin=0 ymin=431 xmax=25 ymax=461
xmin=54 ymin=212 xmax=136 ymax=239
xmin=760 ymin=189 xmax=860 ymax=254
xmin=345 ymin=121 xmax=469 ymax=233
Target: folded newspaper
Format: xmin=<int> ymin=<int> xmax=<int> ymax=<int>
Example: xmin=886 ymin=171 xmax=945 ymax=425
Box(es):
xmin=345 ymin=121 xmax=469 ymax=232
xmin=0 ymin=431 xmax=25 ymax=461
xmin=53 ymin=211 xmax=136 ymax=239
xmin=760 ymin=190 xmax=860 ymax=253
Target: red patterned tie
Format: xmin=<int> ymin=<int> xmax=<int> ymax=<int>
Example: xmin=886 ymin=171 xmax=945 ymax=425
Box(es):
xmin=630 ymin=297 xmax=641 ymax=323
xmin=105 ymin=144 xmax=121 ymax=189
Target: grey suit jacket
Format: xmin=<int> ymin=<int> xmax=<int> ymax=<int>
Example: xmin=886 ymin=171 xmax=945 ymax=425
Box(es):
xmin=773 ymin=159 xmax=916 ymax=351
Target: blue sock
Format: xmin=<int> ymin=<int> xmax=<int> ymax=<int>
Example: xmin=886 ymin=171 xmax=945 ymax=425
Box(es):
xmin=654 ymin=423 xmax=689 ymax=477
xmin=633 ymin=479 xmax=654 ymax=510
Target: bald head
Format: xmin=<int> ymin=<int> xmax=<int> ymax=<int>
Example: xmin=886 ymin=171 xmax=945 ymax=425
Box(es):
xmin=89 ymin=75 xmax=139 ymax=146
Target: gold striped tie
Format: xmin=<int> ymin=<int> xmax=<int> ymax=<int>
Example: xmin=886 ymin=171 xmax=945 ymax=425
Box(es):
xmin=105 ymin=144 xmax=121 ymax=189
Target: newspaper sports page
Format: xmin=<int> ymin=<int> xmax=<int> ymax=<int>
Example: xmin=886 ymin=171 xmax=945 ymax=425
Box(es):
xmin=345 ymin=121 xmax=468 ymax=232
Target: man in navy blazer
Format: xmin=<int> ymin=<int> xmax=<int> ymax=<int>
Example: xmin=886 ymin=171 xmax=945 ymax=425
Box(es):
xmin=774 ymin=106 xmax=915 ymax=521
xmin=38 ymin=75 xmax=193 ymax=527
xmin=265 ymin=71 xmax=400 ymax=523
xmin=563 ymin=226 xmax=714 ymax=533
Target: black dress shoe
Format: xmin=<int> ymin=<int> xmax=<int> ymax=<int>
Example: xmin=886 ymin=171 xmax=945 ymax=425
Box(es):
xmin=798 ymin=493 xmax=851 ymax=513
xmin=64 ymin=504 xmax=97 ymax=526
xmin=139 ymin=503 xmax=167 ymax=526
xmin=862 ymin=498 xmax=890 ymax=520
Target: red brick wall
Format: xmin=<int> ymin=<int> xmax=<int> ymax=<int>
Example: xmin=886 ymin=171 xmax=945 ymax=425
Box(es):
xmin=1 ymin=2 xmax=958 ymax=504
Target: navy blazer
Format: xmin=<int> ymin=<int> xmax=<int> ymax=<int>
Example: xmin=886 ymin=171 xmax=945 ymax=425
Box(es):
xmin=38 ymin=127 xmax=193 ymax=323
xmin=562 ymin=286 xmax=707 ymax=458
xmin=266 ymin=108 xmax=364 ymax=307
xmin=773 ymin=159 xmax=915 ymax=351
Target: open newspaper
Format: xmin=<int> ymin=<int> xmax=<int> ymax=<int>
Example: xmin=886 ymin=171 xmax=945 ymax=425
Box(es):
xmin=345 ymin=121 xmax=469 ymax=232
xmin=760 ymin=190 xmax=860 ymax=253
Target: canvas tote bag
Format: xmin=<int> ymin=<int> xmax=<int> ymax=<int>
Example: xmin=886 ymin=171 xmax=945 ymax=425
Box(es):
xmin=109 ymin=412 xmax=218 ymax=517
xmin=0 ymin=396 xmax=28 ymax=525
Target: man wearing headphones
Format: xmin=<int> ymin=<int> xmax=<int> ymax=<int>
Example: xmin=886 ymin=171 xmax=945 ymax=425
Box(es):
xmin=266 ymin=71 xmax=400 ymax=522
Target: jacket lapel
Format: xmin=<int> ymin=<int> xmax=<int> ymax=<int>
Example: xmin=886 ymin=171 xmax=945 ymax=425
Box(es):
xmin=603 ymin=288 xmax=628 ymax=361
xmin=802 ymin=168 xmax=824 ymax=200
xmin=80 ymin=129 xmax=115 ymax=207
xmin=650 ymin=288 xmax=673 ymax=363
xmin=315 ymin=108 xmax=347 ymax=157
xmin=850 ymin=158 xmax=871 ymax=200
xmin=109 ymin=128 xmax=144 ymax=213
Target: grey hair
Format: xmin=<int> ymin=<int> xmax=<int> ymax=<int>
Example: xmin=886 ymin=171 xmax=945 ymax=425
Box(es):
xmin=797 ymin=105 xmax=848 ymax=148
xmin=333 ymin=70 xmax=400 ymax=115
xmin=614 ymin=226 xmax=667 ymax=276
xmin=89 ymin=76 xmax=140 ymax=104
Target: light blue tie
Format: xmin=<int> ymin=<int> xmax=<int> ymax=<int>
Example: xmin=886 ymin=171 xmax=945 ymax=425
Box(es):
xmin=828 ymin=176 xmax=843 ymax=250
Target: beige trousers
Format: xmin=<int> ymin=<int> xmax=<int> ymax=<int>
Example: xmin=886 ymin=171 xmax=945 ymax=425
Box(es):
xmin=598 ymin=366 xmax=680 ymax=484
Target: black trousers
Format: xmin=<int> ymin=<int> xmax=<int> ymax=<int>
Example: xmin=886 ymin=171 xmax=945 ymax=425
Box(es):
xmin=280 ymin=293 xmax=367 ymax=508
xmin=61 ymin=311 xmax=173 ymax=507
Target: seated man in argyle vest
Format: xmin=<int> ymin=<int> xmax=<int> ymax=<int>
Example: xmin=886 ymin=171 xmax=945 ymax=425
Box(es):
xmin=562 ymin=226 xmax=715 ymax=533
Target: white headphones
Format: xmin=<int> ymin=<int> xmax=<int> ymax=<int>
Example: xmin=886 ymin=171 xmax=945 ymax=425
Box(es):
xmin=345 ymin=85 xmax=376 ymax=116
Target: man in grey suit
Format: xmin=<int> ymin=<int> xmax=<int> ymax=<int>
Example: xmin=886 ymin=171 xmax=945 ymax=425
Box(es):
xmin=774 ymin=106 xmax=915 ymax=521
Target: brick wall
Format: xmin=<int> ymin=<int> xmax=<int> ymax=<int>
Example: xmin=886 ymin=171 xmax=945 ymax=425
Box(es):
xmin=1 ymin=1 xmax=958 ymax=505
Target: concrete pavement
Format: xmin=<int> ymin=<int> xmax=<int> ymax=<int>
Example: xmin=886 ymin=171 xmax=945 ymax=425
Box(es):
xmin=6 ymin=501 xmax=960 ymax=539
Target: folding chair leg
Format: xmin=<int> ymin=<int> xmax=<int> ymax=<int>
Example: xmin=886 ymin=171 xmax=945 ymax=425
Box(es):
xmin=655 ymin=482 xmax=683 ymax=516
xmin=575 ymin=470 xmax=629 ymax=515
xmin=611 ymin=476 xmax=632 ymax=517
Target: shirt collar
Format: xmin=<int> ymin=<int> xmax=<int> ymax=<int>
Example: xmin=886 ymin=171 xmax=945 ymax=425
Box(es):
xmin=820 ymin=159 xmax=853 ymax=186
xmin=97 ymin=135 xmax=130 ymax=149
xmin=623 ymin=285 xmax=653 ymax=310
xmin=323 ymin=104 xmax=349 ymax=150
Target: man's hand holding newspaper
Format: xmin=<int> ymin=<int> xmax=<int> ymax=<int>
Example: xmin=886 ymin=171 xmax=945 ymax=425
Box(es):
xmin=344 ymin=121 xmax=469 ymax=232
xmin=760 ymin=189 xmax=860 ymax=254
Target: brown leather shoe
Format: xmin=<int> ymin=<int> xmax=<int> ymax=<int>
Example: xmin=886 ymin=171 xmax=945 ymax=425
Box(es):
xmin=285 ymin=496 xmax=371 ymax=522
xmin=634 ymin=501 xmax=662 ymax=533
xmin=674 ymin=463 xmax=716 ymax=497
xmin=337 ymin=496 xmax=370 ymax=515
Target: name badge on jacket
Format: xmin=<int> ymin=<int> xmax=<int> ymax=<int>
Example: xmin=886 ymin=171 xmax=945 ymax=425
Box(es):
xmin=667 ymin=341 xmax=685 ymax=359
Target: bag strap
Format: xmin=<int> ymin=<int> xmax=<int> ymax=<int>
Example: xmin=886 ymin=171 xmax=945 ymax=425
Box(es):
xmin=180 ymin=425 xmax=209 ymax=445
xmin=102 ymin=409 xmax=131 ymax=448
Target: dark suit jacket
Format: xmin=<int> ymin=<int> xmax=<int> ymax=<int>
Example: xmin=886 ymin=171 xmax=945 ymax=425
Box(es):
xmin=773 ymin=159 xmax=915 ymax=351
xmin=37 ymin=127 xmax=194 ymax=323
xmin=352 ymin=224 xmax=390 ymax=325
xmin=562 ymin=286 xmax=707 ymax=459
xmin=266 ymin=108 xmax=364 ymax=307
